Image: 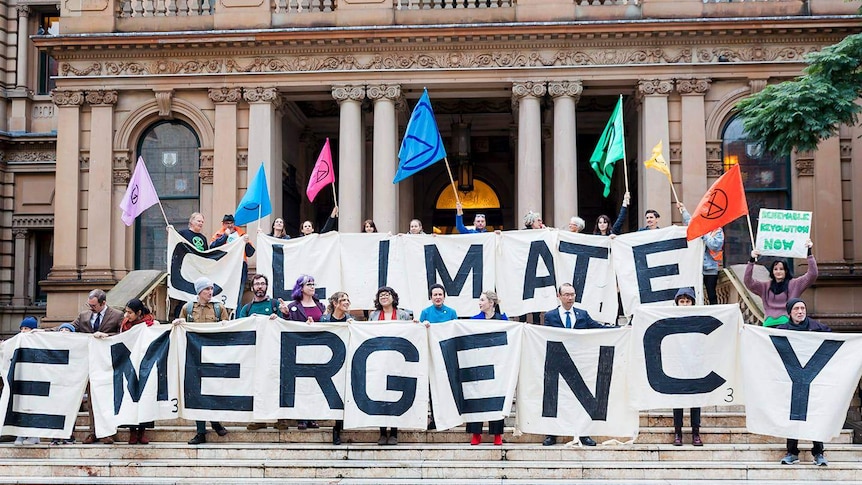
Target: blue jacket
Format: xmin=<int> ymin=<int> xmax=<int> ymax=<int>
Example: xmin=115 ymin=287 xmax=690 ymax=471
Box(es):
xmin=543 ymin=306 xmax=606 ymax=329
xmin=455 ymin=214 xmax=486 ymax=234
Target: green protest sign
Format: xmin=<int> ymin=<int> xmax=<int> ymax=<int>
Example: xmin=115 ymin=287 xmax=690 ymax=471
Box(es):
xmin=754 ymin=209 xmax=812 ymax=258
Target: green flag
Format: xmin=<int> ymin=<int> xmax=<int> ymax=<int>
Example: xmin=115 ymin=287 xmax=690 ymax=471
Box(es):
xmin=589 ymin=96 xmax=625 ymax=198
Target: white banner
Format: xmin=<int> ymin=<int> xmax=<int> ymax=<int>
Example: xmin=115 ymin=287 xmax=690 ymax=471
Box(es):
xmin=401 ymin=233 xmax=497 ymax=317
xmin=427 ymin=320 xmax=522 ymax=431
xmin=89 ymin=323 xmax=178 ymax=437
xmin=754 ymin=209 xmax=812 ymax=259
xmin=344 ymin=322 xmax=429 ymax=429
xmin=611 ymin=226 xmax=704 ymax=316
xmin=516 ymin=325 xmax=639 ymax=439
xmin=496 ymin=229 xmax=561 ymax=317
xmin=254 ymin=317 xmax=349 ymax=420
xmin=338 ymin=233 xmax=409 ymax=311
xmin=629 ymin=304 xmax=744 ymax=410
xmin=168 ymin=227 xmax=246 ymax=309
xmin=255 ymin=232 xmax=343 ymax=305
xmin=0 ymin=332 xmax=90 ymax=439
xmin=555 ymin=232 xmax=619 ymax=323
xmin=741 ymin=326 xmax=862 ymax=442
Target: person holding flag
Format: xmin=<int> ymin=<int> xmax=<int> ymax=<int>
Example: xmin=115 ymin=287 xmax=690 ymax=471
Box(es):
xmin=304 ymin=138 xmax=340 ymax=235
xmin=211 ymin=213 xmax=255 ymax=309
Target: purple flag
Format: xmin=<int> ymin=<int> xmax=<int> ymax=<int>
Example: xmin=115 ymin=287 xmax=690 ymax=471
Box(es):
xmin=119 ymin=157 xmax=160 ymax=226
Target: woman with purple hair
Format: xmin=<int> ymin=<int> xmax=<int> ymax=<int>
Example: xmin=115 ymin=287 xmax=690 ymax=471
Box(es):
xmin=281 ymin=274 xmax=325 ymax=429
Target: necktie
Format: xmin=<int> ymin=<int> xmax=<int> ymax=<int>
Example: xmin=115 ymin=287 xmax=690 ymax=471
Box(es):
xmin=93 ymin=313 xmax=102 ymax=332
xmin=565 ymin=311 xmax=572 ymax=329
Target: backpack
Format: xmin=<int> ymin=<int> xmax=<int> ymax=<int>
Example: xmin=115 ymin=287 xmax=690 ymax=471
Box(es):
xmin=240 ymin=299 xmax=279 ymax=318
xmin=185 ymin=300 xmax=222 ymax=322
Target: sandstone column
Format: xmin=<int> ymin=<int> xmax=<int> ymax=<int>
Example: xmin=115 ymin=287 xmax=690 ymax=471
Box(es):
xmin=12 ymin=229 xmax=29 ymax=305
xmin=48 ymin=90 xmax=84 ymax=280
xmin=112 ymin=156 xmax=130 ymax=279
xmin=83 ymin=90 xmax=118 ymax=280
xmin=368 ymin=84 xmax=401 ymax=233
xmin=637 ymin=79 xmax=673 ymax=225
xmin=677 ymin=79 xmax=711 ymax=208
xmin=810 ymin=137 xmax=843 ymax=262
xmin=513 ymin=81 xmax=546 ymax=225
xmin=332 ymin=85 xmax=366 ymax=233
xmin=209 ymin=88 xmax=242 ymax=223
xmin=549 ymin=81 xmax=582 ymax=228
xmin=243 ymin=87 xmax=280 ymax=231
xmin=15 ymin=6 xmax=29 ymax=89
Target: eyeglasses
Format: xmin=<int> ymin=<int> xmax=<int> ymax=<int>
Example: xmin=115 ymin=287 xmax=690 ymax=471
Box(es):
xmin=252 ymin=282 xmax=268 ymax=287
xmin=305 ymin=282 xmax=315 ymax=287
xmin=378 ymin=292 xmax=391 ymax=297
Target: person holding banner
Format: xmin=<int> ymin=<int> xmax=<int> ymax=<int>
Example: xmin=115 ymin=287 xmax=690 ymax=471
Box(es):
xmin=776 ymin=298 xmax=830 ymax=466
xmin=173 ymin=277 xmax=230 ymax=445
xmin=320 ymin=291 xmax=355 ymax=445
xmin=467 ymin=290 xmax=508 ymax=446
xmin=745 ymin=240 xmax=817 ymax=327
xmin=455 ymin=202 xmax=488 ymax=234
xmin=211 ymin=214 xmax=256 ymax=308
xmin=670 ymin=287 xmax=703 ymax=447
xmin=178 ymin=212 xmax=208 ymax=251
xmin=420 ymin=284 xmax=458 ymax=325
xmin=408 ymin=219 xmax=425 ymax=235
xmin=269 ymin=217 xmax=290 ymax=239
xmin=542 ymin=283 xmax=608 ymax=447
xmin=363 ymin=220 xmax=378 ymax=233
xmin=593 ymin=192 xmax=630 ymax=236
xmin=119 ymin=298 xmax=157 ymax=445
xmin=284 ymin=274 xmax=326 ymax=430
xmin=523 ymin=211 xmax=545 ymax=229
xmin=368 ymin=286 xmax=412 ymax=445
xmin=12 ymin=317 xmax=40 ymax=446
xmin=300 ymin=207 xmax=338 ymax=236
xmin=568 ymin=216 xmax=586 ymax=233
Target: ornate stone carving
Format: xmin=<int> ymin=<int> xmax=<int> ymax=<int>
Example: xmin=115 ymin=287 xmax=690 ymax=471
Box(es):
xmin=795 ymin=152 xmax=814 ymax=176
xmin=16 ymin=6 xmax=31 ymax=17
xmin=669 ymin=144 xmax=682 ymax=162
xmin=154 ymin=90 xmax=173 ymax=117
xmin=60 ymin=62 xmax=102 ymax=77
xmin=706 ymin=161 xmax=723 ymax=177
xmin=237 ymin=153 xmax=248 ymax=168
xmin=242 ymin=87 xmax=279 ymax=103
xmin=840 ymin=141 xmax=851 ymax=160
xmin=749 ymin=79 xmax=767 ymax=94
xmin=6 ymin=151 xmax=55 ymax=162
xmin=12 ymin=215 xmax=54 ymax=229
xmin=512 ymin=81 xmax=546 ymax=100
xmin=208 ymin=87 xmax=242 ymax=104
xmin=33 ymin=105 xmax=55 ymax=119
xmin=706 ymin=142 xmax=722 ymax=162
xmin=113 ymin=169 xmax=130 ymax=185
xmin=366 ymin=84 xmax=401 ymax=101
xmin=79 ymin=155 xmax=90 ymax=170
xmin=85 ymin=90 xmax=118 ymax=106
xmin=547 ymin=80 xmax=583 ymax=100
xmin=13 ymin=228 xmax=28 ymax=239
xmin=199 ymin=168 xmax=213 ymax=183
xmin=676 ymin=78 xmax=711 ymax=95
xmin=51 ymin=90 xmax=84 ymax=106
xmin=697 ymin=46 xmax=816 ymax=63
xmin=637 ymin=79 xmax=674 ymax=96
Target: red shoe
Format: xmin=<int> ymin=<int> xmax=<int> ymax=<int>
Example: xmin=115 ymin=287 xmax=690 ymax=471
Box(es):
xmin=470 ymin=433 xmax=482 ymax=445
xmin=138 ymin=430 xmax=149 ymax=445
xmin=127 ymin=432 xmax=138 ymax=445
xmin=493 ymin=434 xmax=503 ymax=446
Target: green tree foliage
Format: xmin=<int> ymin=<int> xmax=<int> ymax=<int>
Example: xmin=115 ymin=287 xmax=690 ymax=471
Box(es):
xmin=735 ymin=33 xmax=862 ymax=155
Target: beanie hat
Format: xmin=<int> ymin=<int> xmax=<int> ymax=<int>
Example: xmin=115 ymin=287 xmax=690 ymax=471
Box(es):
xmin=194 ymin=277 xmax=214 ymax=295
xmin=20 ymin=316 xmax=38 ymax=330
xmin=674 ymin=287 xmax=696 ymax=305
xmin=58 ymin=323 xmax=76 ymax=332
xmin=786 ymin=298 xmax=805 ymax=315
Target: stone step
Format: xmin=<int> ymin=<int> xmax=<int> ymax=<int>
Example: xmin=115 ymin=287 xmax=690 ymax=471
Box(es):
xmin=4 ymin=443 xmax=860 ymax=463
xmin=0 ymin=481 xmax=859 ymax=485
xmin=0 ymin=457 xmax=861 ymax=481
xmin=67 ymin=425 xmax=854 ymax=445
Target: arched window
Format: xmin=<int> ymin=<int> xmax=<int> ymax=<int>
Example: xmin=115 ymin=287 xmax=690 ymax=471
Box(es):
xmin=135 ymin=120 xmax=201 ymax=270
xmin=721 ymin=115 xmax=791 ymax=265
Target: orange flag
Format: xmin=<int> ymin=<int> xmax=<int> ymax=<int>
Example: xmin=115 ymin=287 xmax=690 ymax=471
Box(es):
xmin=686 ymin=164 xmax=748 ymax=241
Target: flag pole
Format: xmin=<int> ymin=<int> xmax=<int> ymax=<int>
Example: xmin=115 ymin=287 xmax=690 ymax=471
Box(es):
xmin=669 ymin=179 xmax=681 ymax=206
xmin=746 ymin=213 xmax=756 ymax=249
xmin=331 ymin=183 xmax=339 ymax=209
xmin=443 ymin=157 xmax=461 ymax=205
xmin=156 ymin=200 xmax=170 ymax=228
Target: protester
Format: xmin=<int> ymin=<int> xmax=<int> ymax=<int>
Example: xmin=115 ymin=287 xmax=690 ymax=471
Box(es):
xmin=523 ymin=211 xmax=544 ymax=229
xmin=419 ymin=284 xmax=458 ymax=324
xmin=776 ymin=298 xmax=830 ymax=466
xmin=639 ymin=209 xmax=661 ymax=231
xmin=363 ymin=220 xmax=378 ymax=233
xmin=368 ymin=286 xmax=412 ymax=445
xmin=455 ymin=202 xmax=487 ymax=234
xmin=594 ymin=192 xmax=630 ymax=236
xmin=320 ymin=291 xmax=355 ymax=445
xmin=173 ymin=277 xmax=230 ymax=445
xmin=467 ymin=290 xmax=507 ymax=446
xmin=567 ymin=216 xmax=585 ymax=233
xmin=542 ymin=283 xmax=607 ymax=447
xmin=50 ymin=322 xmax=77 ymax=444
xmin=744 ymin=240 xmax=817 ymax=327
xmin=120 ymin=298 xmax=157 ymax=445
xmin=670 ymin=287 xmax=703 ymax=447
xmin=409 ymin=219 xmax=425 ymax=234
xmin=269 ymin=217 xmax=290 ymax=239
xmin=211 ymin=214 xmax=256 ymax=308
xmin=300 ymin=207 xmax=338 ymax=236
xmin=680 ymin=206 xmax=725 ymax=305
xmin=72 ymin=289 xmax=122 ymax=444
xmin=178 ymin=212 xmax=208 ymax=251
xmin=13 ymin=317 xmax=40 ymax=446
xmin=283 ymin=274 xmax=325 ymax=430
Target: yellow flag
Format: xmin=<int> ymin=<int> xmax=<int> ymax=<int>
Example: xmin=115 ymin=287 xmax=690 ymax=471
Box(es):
xmin=643 ymin=140 xmax=672 ymax=184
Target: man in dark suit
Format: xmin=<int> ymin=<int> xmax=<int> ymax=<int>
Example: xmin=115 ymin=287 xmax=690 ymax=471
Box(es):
xmin=542 ymin=283 xmax=607 ymax=447
xmin=71 ymin=289 xmax=123 ymax=444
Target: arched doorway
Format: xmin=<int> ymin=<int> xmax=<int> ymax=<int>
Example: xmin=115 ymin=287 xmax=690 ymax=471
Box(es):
xmin=432 ymin=179 xmax=502 ymax=233
xmin=134 ymin=120 xmax=201 ymax=270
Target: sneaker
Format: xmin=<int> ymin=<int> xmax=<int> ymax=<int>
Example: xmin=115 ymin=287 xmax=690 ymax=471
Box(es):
xmin=813 ymin=454 xmax=828 ymax=466
xmin=780 ymin=453 xmax=799 ymax=465
xmin=63 ymin=438 xmax=76 ymax=444
xmin=13 ymin=437 xmax=24 ymax=446
xmin=23 ymin=437 xmax=40 ymax=445
xmin=50 ymin=439 xmax=62 ymax=446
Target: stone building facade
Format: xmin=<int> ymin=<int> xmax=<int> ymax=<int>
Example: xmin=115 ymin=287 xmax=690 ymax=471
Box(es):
xmin=0 ymin=0 xmax=859 ymax=332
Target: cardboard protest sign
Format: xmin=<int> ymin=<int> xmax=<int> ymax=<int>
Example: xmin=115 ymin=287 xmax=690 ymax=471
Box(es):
xmin=754 ymin=209 xmax=812 ymax=258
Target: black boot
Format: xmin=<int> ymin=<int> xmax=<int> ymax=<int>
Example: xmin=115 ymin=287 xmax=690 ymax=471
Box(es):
xmin=673 ymin=426 xmax=683 ymax=446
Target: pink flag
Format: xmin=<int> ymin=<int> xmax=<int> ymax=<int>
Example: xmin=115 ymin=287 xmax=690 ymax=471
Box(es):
xmin=119 ymin=157 xmax=160 ymax=226
xmin=306 ymin=138 xmax=335 ymax=203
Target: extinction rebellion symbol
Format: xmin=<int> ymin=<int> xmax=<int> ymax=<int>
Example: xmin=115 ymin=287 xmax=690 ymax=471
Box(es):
xmin=130 ymin=185 xmax=139 ymax=205
xmin=701 ymin=189 xmax=728 ymax=220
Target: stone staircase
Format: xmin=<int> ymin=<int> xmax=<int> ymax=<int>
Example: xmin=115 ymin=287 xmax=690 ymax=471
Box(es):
xmin=2 ymin=406 xmax=861 ymax=484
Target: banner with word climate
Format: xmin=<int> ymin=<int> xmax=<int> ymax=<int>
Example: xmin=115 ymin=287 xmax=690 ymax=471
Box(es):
xmin=252 ymin=226 xmax=702 ymax=320
xmin=167 ymin=227 xmax=246 ymax=309
xmin=754 ymin=209 xmax=812 ymax=259
xmin=7 ymin=308 xmax=860 ymax=444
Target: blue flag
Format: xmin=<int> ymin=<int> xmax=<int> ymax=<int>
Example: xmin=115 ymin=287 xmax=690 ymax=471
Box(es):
xmin=234 ymin=164 xmax=272 ymax=226
xmin=393 ymin=89 xmax=447 ymax=183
